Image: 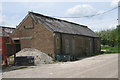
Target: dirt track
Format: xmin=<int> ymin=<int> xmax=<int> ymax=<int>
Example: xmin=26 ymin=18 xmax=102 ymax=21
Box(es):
xmin=2 ymin=53 xmax=118 ymax=78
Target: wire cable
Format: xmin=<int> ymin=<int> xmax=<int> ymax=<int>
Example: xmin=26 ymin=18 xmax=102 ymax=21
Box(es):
xmin=53 ymin=6 xmax=118 ymax=18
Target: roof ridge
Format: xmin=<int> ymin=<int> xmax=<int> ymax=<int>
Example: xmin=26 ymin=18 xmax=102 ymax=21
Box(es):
xmin=28 ymin=11 xmax=99 ymax=37
xmin=0 ymin=26 xmax=15 ymax=29
xmin=29 ymin=11 xmax=88 ymax=28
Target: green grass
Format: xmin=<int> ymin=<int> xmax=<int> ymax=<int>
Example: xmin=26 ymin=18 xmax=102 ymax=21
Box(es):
xmin=14 ymin=66 xmax=28 ymax=70
xmin=10 ymin=56 xmax=14 ymax=58
xmin=9 ymin=60 xmax=14 ymax=64
xmin=14 ymin=66 xmax=35 ymax=70
xmin=101 ymin=46 xmax=119 ymax=53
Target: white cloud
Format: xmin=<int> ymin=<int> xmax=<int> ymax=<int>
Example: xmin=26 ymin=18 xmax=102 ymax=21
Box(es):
xmin=0 ymin=4 xmax=6 ymax=25
xmin=108 ymin=23 xmax=117 ymax=29
xmin=65 ymin=4 xmax=96 ymax=17
xmin=0 ymin=14 xmax=5 ymax=24
xmin=97 ymin=10 xmax=105 ymax=14
xmin=0 ymin=4 xmax=15 ymax=27
xmin=0 ymin=0 xmax=116 ymax=2
xmin=0 ymin=15 xmax=7 ymax=26
xmin=0 ymin=4 xmax=4 ymax=25
xmin=0 ymin=14 xmax=12 ymax=27
xmin=111 ymin=0 xmax=119 ymax=7
xmin=0 ymin=4 xmax=2 ymax=13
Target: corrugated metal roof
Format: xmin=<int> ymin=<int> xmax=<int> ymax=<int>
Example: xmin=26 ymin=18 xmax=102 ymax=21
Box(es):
xmin=0 ymin=26 xmax=15 ymax=36
xmin=30 ymin=12 xmax=99 ymax=37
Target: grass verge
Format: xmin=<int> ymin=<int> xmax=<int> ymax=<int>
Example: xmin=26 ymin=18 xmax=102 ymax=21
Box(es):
xmin=101 ymin=46 xmax=119 ymax=53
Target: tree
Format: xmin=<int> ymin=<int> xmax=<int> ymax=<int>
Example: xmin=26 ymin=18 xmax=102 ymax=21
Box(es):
xmin=96 ymin=27 xmax=119 ymax=47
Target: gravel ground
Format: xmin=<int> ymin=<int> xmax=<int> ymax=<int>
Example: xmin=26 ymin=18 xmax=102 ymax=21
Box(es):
xmin=15 ymin=48 xmax=53 ymax=65
xmin=2 ymin=53 xmax=118 ymax=78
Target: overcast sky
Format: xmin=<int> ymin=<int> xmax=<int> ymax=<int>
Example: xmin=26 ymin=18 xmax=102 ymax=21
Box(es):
xmin=0 ymin=0 xmax=119 ymax=32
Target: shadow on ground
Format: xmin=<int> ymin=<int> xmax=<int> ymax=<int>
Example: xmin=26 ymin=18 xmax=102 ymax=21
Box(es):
xmin=2 ymin=65 xmax=35 ymax=73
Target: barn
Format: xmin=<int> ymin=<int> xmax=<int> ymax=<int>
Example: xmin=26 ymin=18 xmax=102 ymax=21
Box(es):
xmin=12 ymin=12 xmax=100 ymax=59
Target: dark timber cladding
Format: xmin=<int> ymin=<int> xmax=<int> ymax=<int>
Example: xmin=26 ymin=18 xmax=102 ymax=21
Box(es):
xmin=12 ymin=11 xmax=100 ymax=58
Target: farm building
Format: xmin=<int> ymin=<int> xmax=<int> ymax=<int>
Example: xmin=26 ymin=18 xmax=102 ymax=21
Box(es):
xmin=12 ymin=12 xmax=100 ymax=59
xmin=0 ymin=26 xmax=20 ymax=65
xmin=0 ymin=26 xmax=15 ymax=56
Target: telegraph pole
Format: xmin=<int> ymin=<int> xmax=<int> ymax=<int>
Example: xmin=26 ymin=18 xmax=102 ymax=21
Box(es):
xmin=118 ymin=1 xmax=120 ymax=80
xmin=118 ymin=1 xmax=120 ymax=52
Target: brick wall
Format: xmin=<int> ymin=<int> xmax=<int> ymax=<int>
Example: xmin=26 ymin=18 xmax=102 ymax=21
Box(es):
xmin=54 ymin=33 xmax=99 ymax=57
xmin=12 ymin=15 xmax=55 ymax=58
xmin=61 ymin=34 xmax=94 ymax=57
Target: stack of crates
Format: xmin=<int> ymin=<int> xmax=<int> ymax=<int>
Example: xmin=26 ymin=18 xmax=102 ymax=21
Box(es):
xmin=56 ymin=54 xmax=77 ymax=62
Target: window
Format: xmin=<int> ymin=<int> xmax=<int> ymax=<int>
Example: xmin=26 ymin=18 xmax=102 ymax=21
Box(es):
xmin=56 ymin=37 xmax=60 ymax=49
xmin=4 ymin=37 xmax=10 ymax=43
xmin=14 ymin=40 xmax=20 ymax=43
xmin=24 ymin=26 xmax=34 ymax=29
